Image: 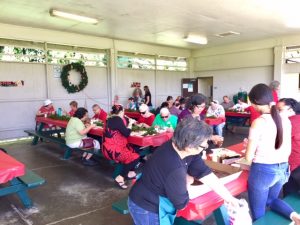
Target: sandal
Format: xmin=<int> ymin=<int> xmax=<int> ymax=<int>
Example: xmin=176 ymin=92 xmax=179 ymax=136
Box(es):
xmin=115 ymin=180 xmax=128 ymax=189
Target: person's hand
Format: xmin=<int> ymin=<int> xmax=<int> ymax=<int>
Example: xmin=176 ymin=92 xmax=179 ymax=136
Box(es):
xmin=128 ymin=118 xmax=136 ymax=125
xmin=166 ymin=127 xmax=174 ymax=133
xmin=87 ymin=123 xmax=96 ymax=129
xmin=211 ymin=135 xmax=224 ymax=146
xmin=186 ymin=175 xmax=194 ymax=188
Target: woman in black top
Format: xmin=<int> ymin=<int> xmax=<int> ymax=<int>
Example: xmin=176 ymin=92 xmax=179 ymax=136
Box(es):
xmin=128 ymin=117 xmax=238 ymax=225
xmin=143 ymin=85 xmax=152 ymax=108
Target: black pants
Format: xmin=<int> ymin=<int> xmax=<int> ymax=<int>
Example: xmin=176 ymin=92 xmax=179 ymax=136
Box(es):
xmin=283 ymin=166 xmax=300 ymax=197
xmin=120 ymin=158 xmax=140 ymax=178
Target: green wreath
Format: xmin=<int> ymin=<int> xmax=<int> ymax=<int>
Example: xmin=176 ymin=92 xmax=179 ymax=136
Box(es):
xmin=61 ymin=62 xmax=88 ymax=93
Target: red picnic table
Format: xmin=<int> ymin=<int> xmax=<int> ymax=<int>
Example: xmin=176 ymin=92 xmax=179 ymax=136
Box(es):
xmin=0 ymin=151 xmax=45 ymax=208
xmin=124 ymin=111 xmax=140 ymax=120
xmin=204 ymin=117 xmax=226 ymax=126
xmin=177 ymin=142 xmax=248 ymax=222
xmin=225 ymin=111 xmax=250 ymax=118
xmin=35 ymin=117 xmax=172 ymax=147
xmin=128 ymin=132 xmax=173 ymax=147
xmin=0 ymin=151 xmax=25 ymax=184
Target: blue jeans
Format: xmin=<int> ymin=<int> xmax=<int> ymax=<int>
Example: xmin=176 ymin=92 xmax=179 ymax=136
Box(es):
xmin=213 ymin=122 xmax=225 ymax=137
xmin=248 ymin=162 xmax=293 ymax=221
xmin=128 ymin=197 xmax=159 ymax=225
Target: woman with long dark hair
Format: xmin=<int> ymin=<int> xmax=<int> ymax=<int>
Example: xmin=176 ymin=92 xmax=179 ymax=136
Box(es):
xmin=102 ymin=104 xmax=140 ymax=189
xmin=143 ymin=85 xmax=152 ymax=108
xmin=245 ymin=83 xmax=300 ymax=223
xmin=277 ymin=98 xmax=300 ymax=196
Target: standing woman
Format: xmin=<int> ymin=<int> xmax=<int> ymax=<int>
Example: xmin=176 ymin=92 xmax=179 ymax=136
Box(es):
xmin=103 ymin=104 xmax=140 ymax=189
xmin=129 ymin=118 xmax=238 ymax=225
xmin=143 ymin=85 xmax=152 ymax=109
xmin=245 ymin=83 xmax=300 ymax=223
xmin=133 ymin=88 xmax=143 ymax=109
xmin=269 ymin=80 xmax=280 ymax=103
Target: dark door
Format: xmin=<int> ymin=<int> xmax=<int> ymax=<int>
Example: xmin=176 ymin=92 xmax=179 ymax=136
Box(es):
xmin=181 ymin=78 xmax=198 ymax=98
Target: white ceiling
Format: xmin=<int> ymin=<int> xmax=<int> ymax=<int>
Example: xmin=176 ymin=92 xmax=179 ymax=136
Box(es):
xmin=1 ymin=0 xmax=300 ymax=49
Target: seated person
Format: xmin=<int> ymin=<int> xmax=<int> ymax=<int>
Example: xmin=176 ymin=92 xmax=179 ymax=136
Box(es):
xmin=169 ymin=100 xmax=182 ymax=117
xmin=152 ymin=108 xmax=177 ymax=132
xmin=228 ymin=98 xmax=250 ymax=133
xmin=221 ymin=95 xmax=234 ymax=110
xmin=136 ymin=104 xmax=155 ymax=128
xmin=127 ymin=97 xmax=136 ymax=110
xmin=166 ymin=96 xmax=174 ymax=109
xmin=66 ymin=100 xmax=78 ymax=117
xmin=103 ymin=105 xmax=140 ymax=189
xmin=277 ymin=98 xmax=300 ymax=197
xmin=155 ymin=101 xmax=169 ymax=115
xmin=206 ymin=100 xmax=226 ymax=136
xmin=36 ymin=99 xmax=55 ymax=117
xmin=179 ymin=97 xmax=186 ymax=111
xmin=92 ymin=104 xmax=107 ymax=122
xmin=230 ymin=98 xmax=249 ymax=111
xmin=178 ymin=94 xmax=223 ymax=145
xmin=36 ymin=99 xmax=56 ymax=130
xmin=65 ymin=107 xmax=100 ymax=166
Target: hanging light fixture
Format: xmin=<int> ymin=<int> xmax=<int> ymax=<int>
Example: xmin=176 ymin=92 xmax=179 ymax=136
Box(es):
xmin=49 ymin=9 xmax=99 ymax=25
xmin=184 ymin=34 xmax=207 ymax=45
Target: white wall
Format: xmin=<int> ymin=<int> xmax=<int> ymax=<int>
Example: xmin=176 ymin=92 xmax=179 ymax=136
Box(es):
xmin=0 ymin=61 xmax=109 ymax=139
xmin=0 ymin=23 xmax=191 ymax=140
xmin=193 ymin=44 xmax=274 ymax=102
xmin=116 ymin=69 xmax=190 ymax=108
xmin=195 ymin=67 xmax=273 ymax=102
xmin=156 ymin=70 xmax=189 ymax=105
xmin=281 ymin=73 xmax=300 ymax=100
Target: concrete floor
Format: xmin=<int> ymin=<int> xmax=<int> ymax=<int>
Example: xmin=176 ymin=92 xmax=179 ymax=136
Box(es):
xmin=0 ymin=128 xmax=248 ymax=225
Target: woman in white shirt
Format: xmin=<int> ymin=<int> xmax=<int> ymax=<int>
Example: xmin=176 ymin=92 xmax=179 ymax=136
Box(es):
xmin=245 ymin=83 xmax=300 ymax=224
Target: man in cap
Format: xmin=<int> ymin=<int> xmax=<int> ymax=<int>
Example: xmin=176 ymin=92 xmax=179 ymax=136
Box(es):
xmin=36 ymin=99 xmax=55 ymax=117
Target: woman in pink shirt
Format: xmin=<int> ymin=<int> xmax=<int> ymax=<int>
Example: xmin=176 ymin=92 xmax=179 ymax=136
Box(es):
xmin=245 ymin=84 xmax=300 ymax=224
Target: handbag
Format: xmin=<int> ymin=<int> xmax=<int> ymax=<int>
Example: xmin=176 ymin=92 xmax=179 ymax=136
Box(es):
xmin=81 ymin=138 xmax=95 ymax=149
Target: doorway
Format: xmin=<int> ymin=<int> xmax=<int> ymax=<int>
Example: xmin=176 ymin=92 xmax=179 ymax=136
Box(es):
xmin=198 ymin=77 xmax=213 ymax=102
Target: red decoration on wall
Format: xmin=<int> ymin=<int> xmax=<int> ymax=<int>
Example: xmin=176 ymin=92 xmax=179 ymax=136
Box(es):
xmin=131 ymin=82 xmax=141 ymax=88
xmin=0 ymin=80 xmax=24 ymax=87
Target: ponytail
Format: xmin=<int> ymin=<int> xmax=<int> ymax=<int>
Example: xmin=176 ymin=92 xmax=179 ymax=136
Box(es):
xmin=270 ymin=105 xmax=283 ymax=149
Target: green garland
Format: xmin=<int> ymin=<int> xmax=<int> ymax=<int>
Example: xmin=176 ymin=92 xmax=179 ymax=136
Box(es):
xmin=61 ymin=62 xmax=88 ymax=93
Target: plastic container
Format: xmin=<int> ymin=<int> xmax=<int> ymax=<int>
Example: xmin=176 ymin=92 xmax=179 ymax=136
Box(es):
xmin=57 ymin=108 xmax=62 ymax=116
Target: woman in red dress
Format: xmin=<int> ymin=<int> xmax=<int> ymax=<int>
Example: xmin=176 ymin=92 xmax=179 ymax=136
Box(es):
xmin=103 ymin=104 xmax=140 ymax=189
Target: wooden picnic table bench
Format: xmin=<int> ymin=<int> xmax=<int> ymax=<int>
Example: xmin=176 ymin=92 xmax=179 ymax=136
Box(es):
xmin=0 ymin=151 xmax=45 ymax=208
xmin=253 ymin=193 xmax=300 ymax=225
xmin=25 ymin=117 xmax=155 ymax=178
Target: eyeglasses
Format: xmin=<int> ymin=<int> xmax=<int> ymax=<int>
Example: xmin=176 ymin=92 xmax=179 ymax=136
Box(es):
xmin=160 ymin=115 xmax=169 ymax=119
xmin=198 ymin=145 xmax=208 ymax=151
xmin=196 ymin=104 xmax=205 ymax=109
xmin=140 ymin=111 xmax=146 ymax=115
